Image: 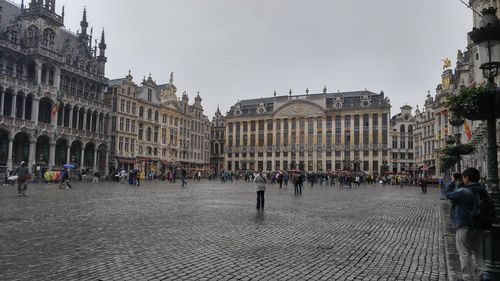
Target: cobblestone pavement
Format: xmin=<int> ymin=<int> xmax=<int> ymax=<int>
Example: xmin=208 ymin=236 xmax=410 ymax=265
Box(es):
xmin=0 ymin=180 xmax=446 ymax=281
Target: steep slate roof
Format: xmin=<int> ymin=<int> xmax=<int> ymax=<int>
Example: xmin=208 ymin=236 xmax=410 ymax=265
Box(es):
xmin=227 ymin=90 xmax=391 ymax=117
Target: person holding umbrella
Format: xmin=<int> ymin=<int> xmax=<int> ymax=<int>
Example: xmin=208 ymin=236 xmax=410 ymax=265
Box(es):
xmin=59 ymin=168 xmax=72 ymax=189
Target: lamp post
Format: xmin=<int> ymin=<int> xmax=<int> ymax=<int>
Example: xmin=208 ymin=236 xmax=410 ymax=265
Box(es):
xmin=468 ymin=7 xmax=500 ymax=279
xmin=450 ymin=116 xmax=465 ymax=173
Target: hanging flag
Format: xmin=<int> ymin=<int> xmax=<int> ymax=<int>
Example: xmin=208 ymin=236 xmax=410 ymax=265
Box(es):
xmin=464 ymin=120 xmax=472 ymax=140
xmin=51 ymin=102 xmax=60 ymax=117
xmin=51 ymin=90 xmax=63 ymax=117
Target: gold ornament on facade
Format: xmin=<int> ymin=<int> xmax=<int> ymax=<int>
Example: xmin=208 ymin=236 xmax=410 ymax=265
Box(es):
xmin=442 ymin=58 xmax=452 ymax=70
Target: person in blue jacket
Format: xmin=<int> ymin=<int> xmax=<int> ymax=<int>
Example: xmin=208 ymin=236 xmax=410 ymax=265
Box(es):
xmin=445 ymin=168 xmax=486 ymax=281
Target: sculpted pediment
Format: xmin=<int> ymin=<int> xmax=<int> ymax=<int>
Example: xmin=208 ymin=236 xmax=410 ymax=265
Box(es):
xmin=274 ymin=101 xmax=324 ymax=117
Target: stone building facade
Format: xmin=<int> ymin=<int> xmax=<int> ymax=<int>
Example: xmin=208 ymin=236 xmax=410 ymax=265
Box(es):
xmin=223 ymin=89 xmax=391 ymax=175
xmin=390 ymin=105 xmax=416 ymax=174
xmin=106 ymin=72 xmax=210 ymax=174
xmin=0 ymin=1 xmax=110 ymax=175
xmin=210 ymin=105 xmax=225 ymax=172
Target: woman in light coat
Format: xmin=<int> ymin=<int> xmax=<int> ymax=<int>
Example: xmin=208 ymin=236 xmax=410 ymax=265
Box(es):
xmin=254 ymin=169 xmax=267 ymax=210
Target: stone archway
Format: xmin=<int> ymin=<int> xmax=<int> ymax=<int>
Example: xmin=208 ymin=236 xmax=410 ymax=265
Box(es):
xmin=15 ymin=91 xmax=25 ymax=119
xmin=0 ymin=129 xmax=9 ymax=166
xmin=84 ymin=142 xmax=95 ymax=169
xmin=38 ymin=97 xmax=52 ymax=124
xmin=97 ymin=144 xmax=107 ymax=173
xmin=70 ymin=140 xmax=82 ymax=166
xmin=55 ymin=138 xmax=68 ymax=167
xmin=13 ymin=132 xmax=30 ymax=165
xmin=2 ymin=88 xmax=14 ymax=116
xmin=25 ymin=94 xmax=33 ymax=120
xmin=35 ymin=135 xmax=51 ymax=165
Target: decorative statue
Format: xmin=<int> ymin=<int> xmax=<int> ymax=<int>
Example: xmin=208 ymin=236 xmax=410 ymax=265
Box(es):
xmin=457 ymin=50 xmax=464 ymax=62
xmin=442 ymin=58 xmax=452 ymax=70
xmin=170 ymin=72 xmax=174 ymax=84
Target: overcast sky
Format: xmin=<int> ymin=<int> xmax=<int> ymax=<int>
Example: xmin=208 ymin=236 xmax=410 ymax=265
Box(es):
xmin=21 ymin=0 xmax=472 ymax=117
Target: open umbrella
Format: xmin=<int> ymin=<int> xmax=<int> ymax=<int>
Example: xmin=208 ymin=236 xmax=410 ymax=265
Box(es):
xmin=63 ymin=163 xmax=76 ymax=169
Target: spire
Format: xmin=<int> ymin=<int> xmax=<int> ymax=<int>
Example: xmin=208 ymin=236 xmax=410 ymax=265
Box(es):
xmin=99 ymin=29 xmax=106 ymax=49
xmin=62 ymin=5 xmax=65 ymax=19
xmin=169 ymin=72 xmax=174 ymax=84
xmin=80 ymin=7 xmax=88 ymax=37
xmin=21 ymin=0 xmax=24 ymax=9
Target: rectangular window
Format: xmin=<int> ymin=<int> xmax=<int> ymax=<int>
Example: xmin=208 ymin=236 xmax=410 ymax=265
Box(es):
xmin=119 ymin=117 xmax=124 ymax=131
xmin=126 ymin=101 xmax=131 ymax=113
xmin=120 ymin=99 xmax=125 ymax=112
xmin=125 ymin=137 xmax=129 ymax=152
xmin=373 ymin=114 xmax=379 ymax=145
xmin=125 ymin=118 xmax=130 ymax=132
xmin=148 ymin=89 xmax=153 ymax=102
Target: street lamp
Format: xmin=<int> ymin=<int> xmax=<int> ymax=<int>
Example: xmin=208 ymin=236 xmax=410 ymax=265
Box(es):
xmin=450 ymin=116 xmax=464 ymax=172
xmin=468 ymin=7 xmax=500 ymax=279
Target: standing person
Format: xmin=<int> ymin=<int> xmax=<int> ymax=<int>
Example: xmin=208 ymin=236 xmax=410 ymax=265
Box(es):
xmin=59 ymin=168 xmax=72 ymax=189
xmin=419 ymin=178 xmax=428 ymax=193
xmin=81 ymin=168 xmax=87 ymax=182
xmin=445 ymin=168 xmax=486 ymax=281
xmin=283 ymin=173 xmax=289 ymax=187
xmin=254 ymin=169 xmax=267 ymax=210
xmin=15 ymin=161 xmax=30 ymax=197
xmin=181 ymin=168 xmax=187 ymax=187
xmin=92 ymin=171 xmax=99 ymax=183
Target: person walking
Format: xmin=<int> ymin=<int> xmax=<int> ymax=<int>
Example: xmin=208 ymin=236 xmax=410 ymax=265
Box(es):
xmin=92 ymin=171 xmax=99 ymax=183
xmin=445 ymin=168 xmax=487 ymax=281
xmin=15 ymin=161 xmax=30 ymax=197
xmin=254 ymin=169 xmax=267 ymax=210
xmin=181 ymin=168 xmax=187 ymax=187
xmin=419 ymin=178 xmax=428 ymax=193
xmin=59 ymin=168 xmax=72 ymax=189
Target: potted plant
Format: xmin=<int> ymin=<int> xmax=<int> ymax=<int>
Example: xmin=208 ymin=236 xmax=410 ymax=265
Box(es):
xmin=447 ymin=85 xmax=500 ymax=120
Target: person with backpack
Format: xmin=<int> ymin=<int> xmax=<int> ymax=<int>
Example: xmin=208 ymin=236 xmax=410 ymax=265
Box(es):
xmin=15 ymin=161 xmax=30 ymax=197
xmin=59 ymin=168 xmax=72 ymax=189
xmin=445 ymin=168 xmax=489 ymax=281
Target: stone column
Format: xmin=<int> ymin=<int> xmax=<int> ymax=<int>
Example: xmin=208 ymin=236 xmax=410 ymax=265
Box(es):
xmin=21 ymin=95 xmax=26 ymax=120
xmin=35 ymin=60 xmax=43 ymax=85
xmin=76 ymin=110 xmax=80 ymax=130
xmin=80 ymin=148 xmax=85 ymax=168
xmin=54 ymin=67 xmax=61 ymax=89
xmin=60 ymin=106 xmax=65 ymax=128
xmin=66 ymin=146 xmax=71 ymax=164
xmin=68 ymin=108 xmax=73 ymax=129
xmin=29 ymin=141 xmax=36 ymax=173
xmin=224 ymin=123 xmax=229 ymax=171
xmin=105 ymin=146 xmax=109 ymax=175
xmin=11 ymin=92 xmax=17 ymax=118
xmin=93 ymin=148 xmax=98 ymax=172
xmin=0 ymin=90 xmax=4 ymax=116
xmin=32 ymin=98 xmax=39 ymax=125
xmin=263 ymin=120 xmax=268 ymax=171
xmin=322 ymin=118 xmax=327 ymax=172
xmin=368 ymin=114 xmax=374 ymax=174
xmin=304 ymin=118 xmax=309 ymax=171
xmin=7 ymin=138 xmax=13 ymax=171
xmin=82 ymin=111 xmax=87 ymax=131
xmin=49 ymin=142 xmax=56 ymax=169
xmin=271 ymin=119 xmax=276 ymax=171
xmin=312 ymin=118 xmax=318 ymax=171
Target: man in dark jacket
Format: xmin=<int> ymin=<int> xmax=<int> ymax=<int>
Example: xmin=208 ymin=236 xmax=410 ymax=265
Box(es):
xmin=445 ymin=167 xmax=486 ymax=281
xmin=15 ymin=161 xmax=30 ymax=197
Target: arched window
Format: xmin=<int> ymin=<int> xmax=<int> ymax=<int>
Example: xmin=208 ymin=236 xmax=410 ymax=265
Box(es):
xmin=408 ymin=125 xmax=414 ymax=133
xmin=400 ymin=124 xmax=406 ymax=133
xmin=42 ymin=28 xmax=55 ymax=48
xmin=27 ymin=25 xmax=39 ymax=46
xmin=11 ymin=31 xmax=18 ymax=43
xmin=139 ymin=107 xmax=144 ymax=118
xmin=146 ymin=127 xmax=152 ymax=142
xmin=154 ymin=111 xmax=159 ymax=122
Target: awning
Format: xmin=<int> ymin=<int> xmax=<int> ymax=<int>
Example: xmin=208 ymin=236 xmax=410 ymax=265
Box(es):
xmin=136 ymin=157 xmax=161 ymax=162
xmin=117 ymin=157 xmax=137 ymax=164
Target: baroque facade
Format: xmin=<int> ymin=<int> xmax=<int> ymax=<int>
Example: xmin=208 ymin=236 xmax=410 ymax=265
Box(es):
xmin=390 ymin=105 xmax=416 ymax=174
xmin=223 ymin=89 xmax=391 ymax=175
xmin=106 ymin=72 xmax=210 ymax=174
xmin=0 ymin=1 xmax=110 ymax=175
xmin=412 ymin=0 xmax=500 ymax=179
xmin=210 ymin=105 xmax=225 ymax=172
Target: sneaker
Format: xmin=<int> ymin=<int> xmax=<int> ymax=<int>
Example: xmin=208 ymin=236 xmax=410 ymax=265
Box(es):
xmin=22 ymin=193 xmax=26 ymax=197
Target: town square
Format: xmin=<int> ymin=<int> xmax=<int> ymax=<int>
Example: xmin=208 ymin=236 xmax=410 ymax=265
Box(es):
xmin=1 ymin=0 xmax=500 ymax=280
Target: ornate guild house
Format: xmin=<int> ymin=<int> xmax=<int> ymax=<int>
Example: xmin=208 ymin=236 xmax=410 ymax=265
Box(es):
xmin=224 ymin=89 xmax=391 ymax=175
xmin=0 ymin=0 xmax=110 ymax=175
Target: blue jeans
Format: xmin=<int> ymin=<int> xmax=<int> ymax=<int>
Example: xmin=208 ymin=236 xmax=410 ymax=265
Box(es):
xmin=256 ymin=191 xmax=265 ymax=209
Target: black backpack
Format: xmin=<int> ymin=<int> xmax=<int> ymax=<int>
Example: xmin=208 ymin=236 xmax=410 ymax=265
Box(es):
xmin=471 ymin=187 xmax=497 ymax=230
